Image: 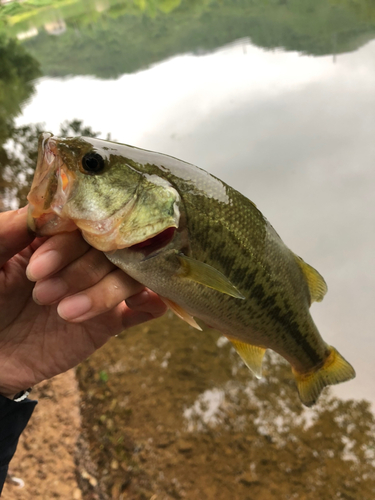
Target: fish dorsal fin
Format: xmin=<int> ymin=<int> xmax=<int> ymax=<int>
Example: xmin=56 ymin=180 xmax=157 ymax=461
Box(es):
xmin=293 ymin=254 xmax=328 ymax=303
xmin=161 ymin=297 xmax=202 ymax=331
xmin=177 ymin=254 xmax=245 ymax=299
xmin=292 ymin=345 xmax=355 ymax=407
xmin=226 ymin=336 xmax=266 ymax=379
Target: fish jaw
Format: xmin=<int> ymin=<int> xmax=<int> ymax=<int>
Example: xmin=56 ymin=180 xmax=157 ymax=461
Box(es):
xmin=27 ymin=133 xmax=77 ymax=235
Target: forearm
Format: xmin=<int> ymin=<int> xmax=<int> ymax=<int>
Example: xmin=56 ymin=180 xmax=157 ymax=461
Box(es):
xmin=0 ymin=394 xmax=37 ymax=495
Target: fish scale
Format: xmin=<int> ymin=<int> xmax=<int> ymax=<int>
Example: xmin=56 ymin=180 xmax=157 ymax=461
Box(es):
xmin=27 ymin=133 xmax=355 ymax=406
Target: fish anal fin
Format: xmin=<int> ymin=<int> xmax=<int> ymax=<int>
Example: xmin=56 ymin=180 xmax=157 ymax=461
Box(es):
xmin=292 ymin=346 xmax=356 ymax=407
xmin=293 ymin=254 xmax=328 ymax=303
xmin=161 ymin=297 xmax=202 ymax=331
xmin=177 ymin=254 xmax=245 ymax=299
xmin=226 ymin=336 xmax=266 ymax=379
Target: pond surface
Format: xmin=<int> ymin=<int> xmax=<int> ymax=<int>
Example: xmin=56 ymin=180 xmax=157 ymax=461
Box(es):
xmin=1 ymin=1 xmax=375 ymax=498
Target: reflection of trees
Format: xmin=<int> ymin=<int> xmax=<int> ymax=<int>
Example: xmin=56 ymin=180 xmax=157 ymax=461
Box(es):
xmin=332 ymin=0 xmax=375 ymax=22
xmin=16 ymin=0 xmax=375 ymax=79
xmin=0 ymin=123 xmax=44 ymax=211
xmin=78 ymin=317 xmax=375 ymax=500
xmin=0 ymin=34 xmax=41 ymax=210
xmin=0 ymin=34 xmax=40 ymax=146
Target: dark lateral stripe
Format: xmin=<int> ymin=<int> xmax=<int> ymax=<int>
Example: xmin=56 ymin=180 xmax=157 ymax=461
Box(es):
xmin=233 ymin=268 xmax=257 ymax=287
xmin=249 ymin=282 xmax=321 ymax=366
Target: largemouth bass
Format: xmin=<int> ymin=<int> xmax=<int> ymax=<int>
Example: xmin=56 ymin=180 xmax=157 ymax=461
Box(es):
xmin=27 ymin=133 xmax=355 ymax=406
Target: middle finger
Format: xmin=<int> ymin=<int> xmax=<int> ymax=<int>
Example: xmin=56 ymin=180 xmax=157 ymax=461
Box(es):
xmin=57 ymin=268 xmax=145 ymax=322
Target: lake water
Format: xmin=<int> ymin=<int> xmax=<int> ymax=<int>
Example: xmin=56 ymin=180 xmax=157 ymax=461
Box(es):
xmin=1 ymin=1 xmax=375 ymax=497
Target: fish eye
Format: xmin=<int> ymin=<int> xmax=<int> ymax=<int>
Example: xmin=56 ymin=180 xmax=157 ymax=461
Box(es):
xmin=82 ymin=152 xmax=105 ymax=174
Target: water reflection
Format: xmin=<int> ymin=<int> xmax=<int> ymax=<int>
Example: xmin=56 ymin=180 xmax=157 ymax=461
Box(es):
xmin=0 ymin=34 xmax=41 ymax=209
xmin=3 ymin=0 xmax=375 ymax=79
xmin=77 ymin=315 xmax=375 ymax=499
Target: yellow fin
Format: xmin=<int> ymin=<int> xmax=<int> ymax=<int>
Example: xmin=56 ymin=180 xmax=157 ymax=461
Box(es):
xmin=177 ymin=254 xmax=245 ymax=299
xmin=161 ymin=297 xmax=202 ymax=331
xmin=293 ymin=254 xmax=328 ymax=303
xmin=226 ymin=337 xmax=266 ymax=379
xmin=292 ymin=346 xmax=356 ymax=407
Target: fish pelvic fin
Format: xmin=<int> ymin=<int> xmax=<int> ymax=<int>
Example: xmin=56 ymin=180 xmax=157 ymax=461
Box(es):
xmin=177 ymin=254 xmax=245 ymax=299
xmin=161 ymin=297 xmax=202 ymax=331
xmin=293 ymin=254 xmax=328 ymax=303
xmin=292 ymin=346 xmax=356 ymax=407
xmin=226 ymin=336 xmax=266 ymax=379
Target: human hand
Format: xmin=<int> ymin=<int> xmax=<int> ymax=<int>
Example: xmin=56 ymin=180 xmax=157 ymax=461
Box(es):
xmin=0 ymin=207 xmax=167 ymax=398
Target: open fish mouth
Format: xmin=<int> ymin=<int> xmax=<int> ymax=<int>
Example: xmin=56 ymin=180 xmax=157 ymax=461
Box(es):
xmin=27 ymin=133 xmax=77 ymax=235
xmin=129 ymin=226 xmax=177 ymax=255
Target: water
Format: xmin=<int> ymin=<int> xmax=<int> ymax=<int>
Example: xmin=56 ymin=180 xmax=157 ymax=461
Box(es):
xmin=1 ymin=1 xmax=375 ymax=498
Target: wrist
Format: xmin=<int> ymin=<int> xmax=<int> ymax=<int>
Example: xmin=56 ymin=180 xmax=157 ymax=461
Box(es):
xmin=0 ymin=384 xmax=20 ymax=399
xmin=0 ymin=392 xmax=17 ymax=400
xmin=0 ymin=373 xmax=35 ymax=399
xmin=0 ymin=388 xmax=32 ymax=401
xmin=0 ymin=380 xmax=33 ymax=400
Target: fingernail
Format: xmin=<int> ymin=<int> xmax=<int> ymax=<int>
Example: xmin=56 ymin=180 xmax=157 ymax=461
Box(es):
xmin=126 ymin=290 xmax=149 ymax=308
xmin=27 ymin=250 xmax=61 ymax=281
xmin=57 ymin=294 xmax=92 ymax=321
xmin=33 ymin=277 xmax=69 ymax=305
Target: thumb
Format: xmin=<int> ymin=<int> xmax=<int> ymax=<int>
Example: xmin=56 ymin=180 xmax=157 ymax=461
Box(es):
xmin=0 ymin=206 xmax=35 ymax=269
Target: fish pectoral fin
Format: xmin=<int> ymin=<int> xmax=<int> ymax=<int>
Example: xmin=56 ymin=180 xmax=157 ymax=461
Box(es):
xmin=293 ymin=254 xmax=328 ymax=303
xmin=160 ymin=297 xmax=202 ymax=331
xmin=292 ymin=346 xmax=356 ymax=407
xmin=177 ymin=254 xmax=245 ymax=299
xmin=226 ymin=336 xmax=266 ymax=379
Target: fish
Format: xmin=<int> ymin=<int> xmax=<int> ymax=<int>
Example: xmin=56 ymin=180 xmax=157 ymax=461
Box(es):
xmin=27 ymin=132 xmax=355 ymax=407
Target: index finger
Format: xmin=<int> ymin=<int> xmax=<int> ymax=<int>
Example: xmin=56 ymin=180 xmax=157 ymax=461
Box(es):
xmin=26 ymin=230 xmax=92 ymax=281
xmin=0 ymin=206 xmax=35 ymax=269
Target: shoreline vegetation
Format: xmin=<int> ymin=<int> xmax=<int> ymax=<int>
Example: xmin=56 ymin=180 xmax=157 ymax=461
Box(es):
xmin=1 ymin=0 xmax=375 ymax=80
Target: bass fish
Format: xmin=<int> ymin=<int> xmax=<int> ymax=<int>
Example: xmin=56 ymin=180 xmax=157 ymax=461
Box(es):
xmin=27 ymin=133 xmax=355 ymax=406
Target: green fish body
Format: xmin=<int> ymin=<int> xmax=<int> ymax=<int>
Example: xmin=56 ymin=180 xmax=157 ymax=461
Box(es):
xmin=27 ymin=133 xmax=355 ymax=406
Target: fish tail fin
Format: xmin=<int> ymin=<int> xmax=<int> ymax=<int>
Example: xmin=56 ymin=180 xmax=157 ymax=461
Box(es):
xmin=292 ymin=346 xmax=356 ymax=407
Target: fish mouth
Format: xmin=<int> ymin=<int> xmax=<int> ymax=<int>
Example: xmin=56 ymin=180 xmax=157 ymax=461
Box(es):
xmin=129 ymin=226 xmax=177 ymax=255
xmin=27 ymin=133 xmax=77 ymax=235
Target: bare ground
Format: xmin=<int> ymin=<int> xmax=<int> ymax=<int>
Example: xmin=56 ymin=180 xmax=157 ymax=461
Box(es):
xmin=4 ymin=370 xmax=82 ymax=500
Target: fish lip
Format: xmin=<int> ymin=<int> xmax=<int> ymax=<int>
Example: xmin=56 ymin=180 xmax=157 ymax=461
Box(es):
xmin=129 ymin=227 xmax=177 ymax=256
xmin=27 ymin=133 xmax=74 ymax=233
xmin=44 ymin=134 xmax=57 ymax=165
xmin=27 ymin=133 xmax=57 ymax=217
